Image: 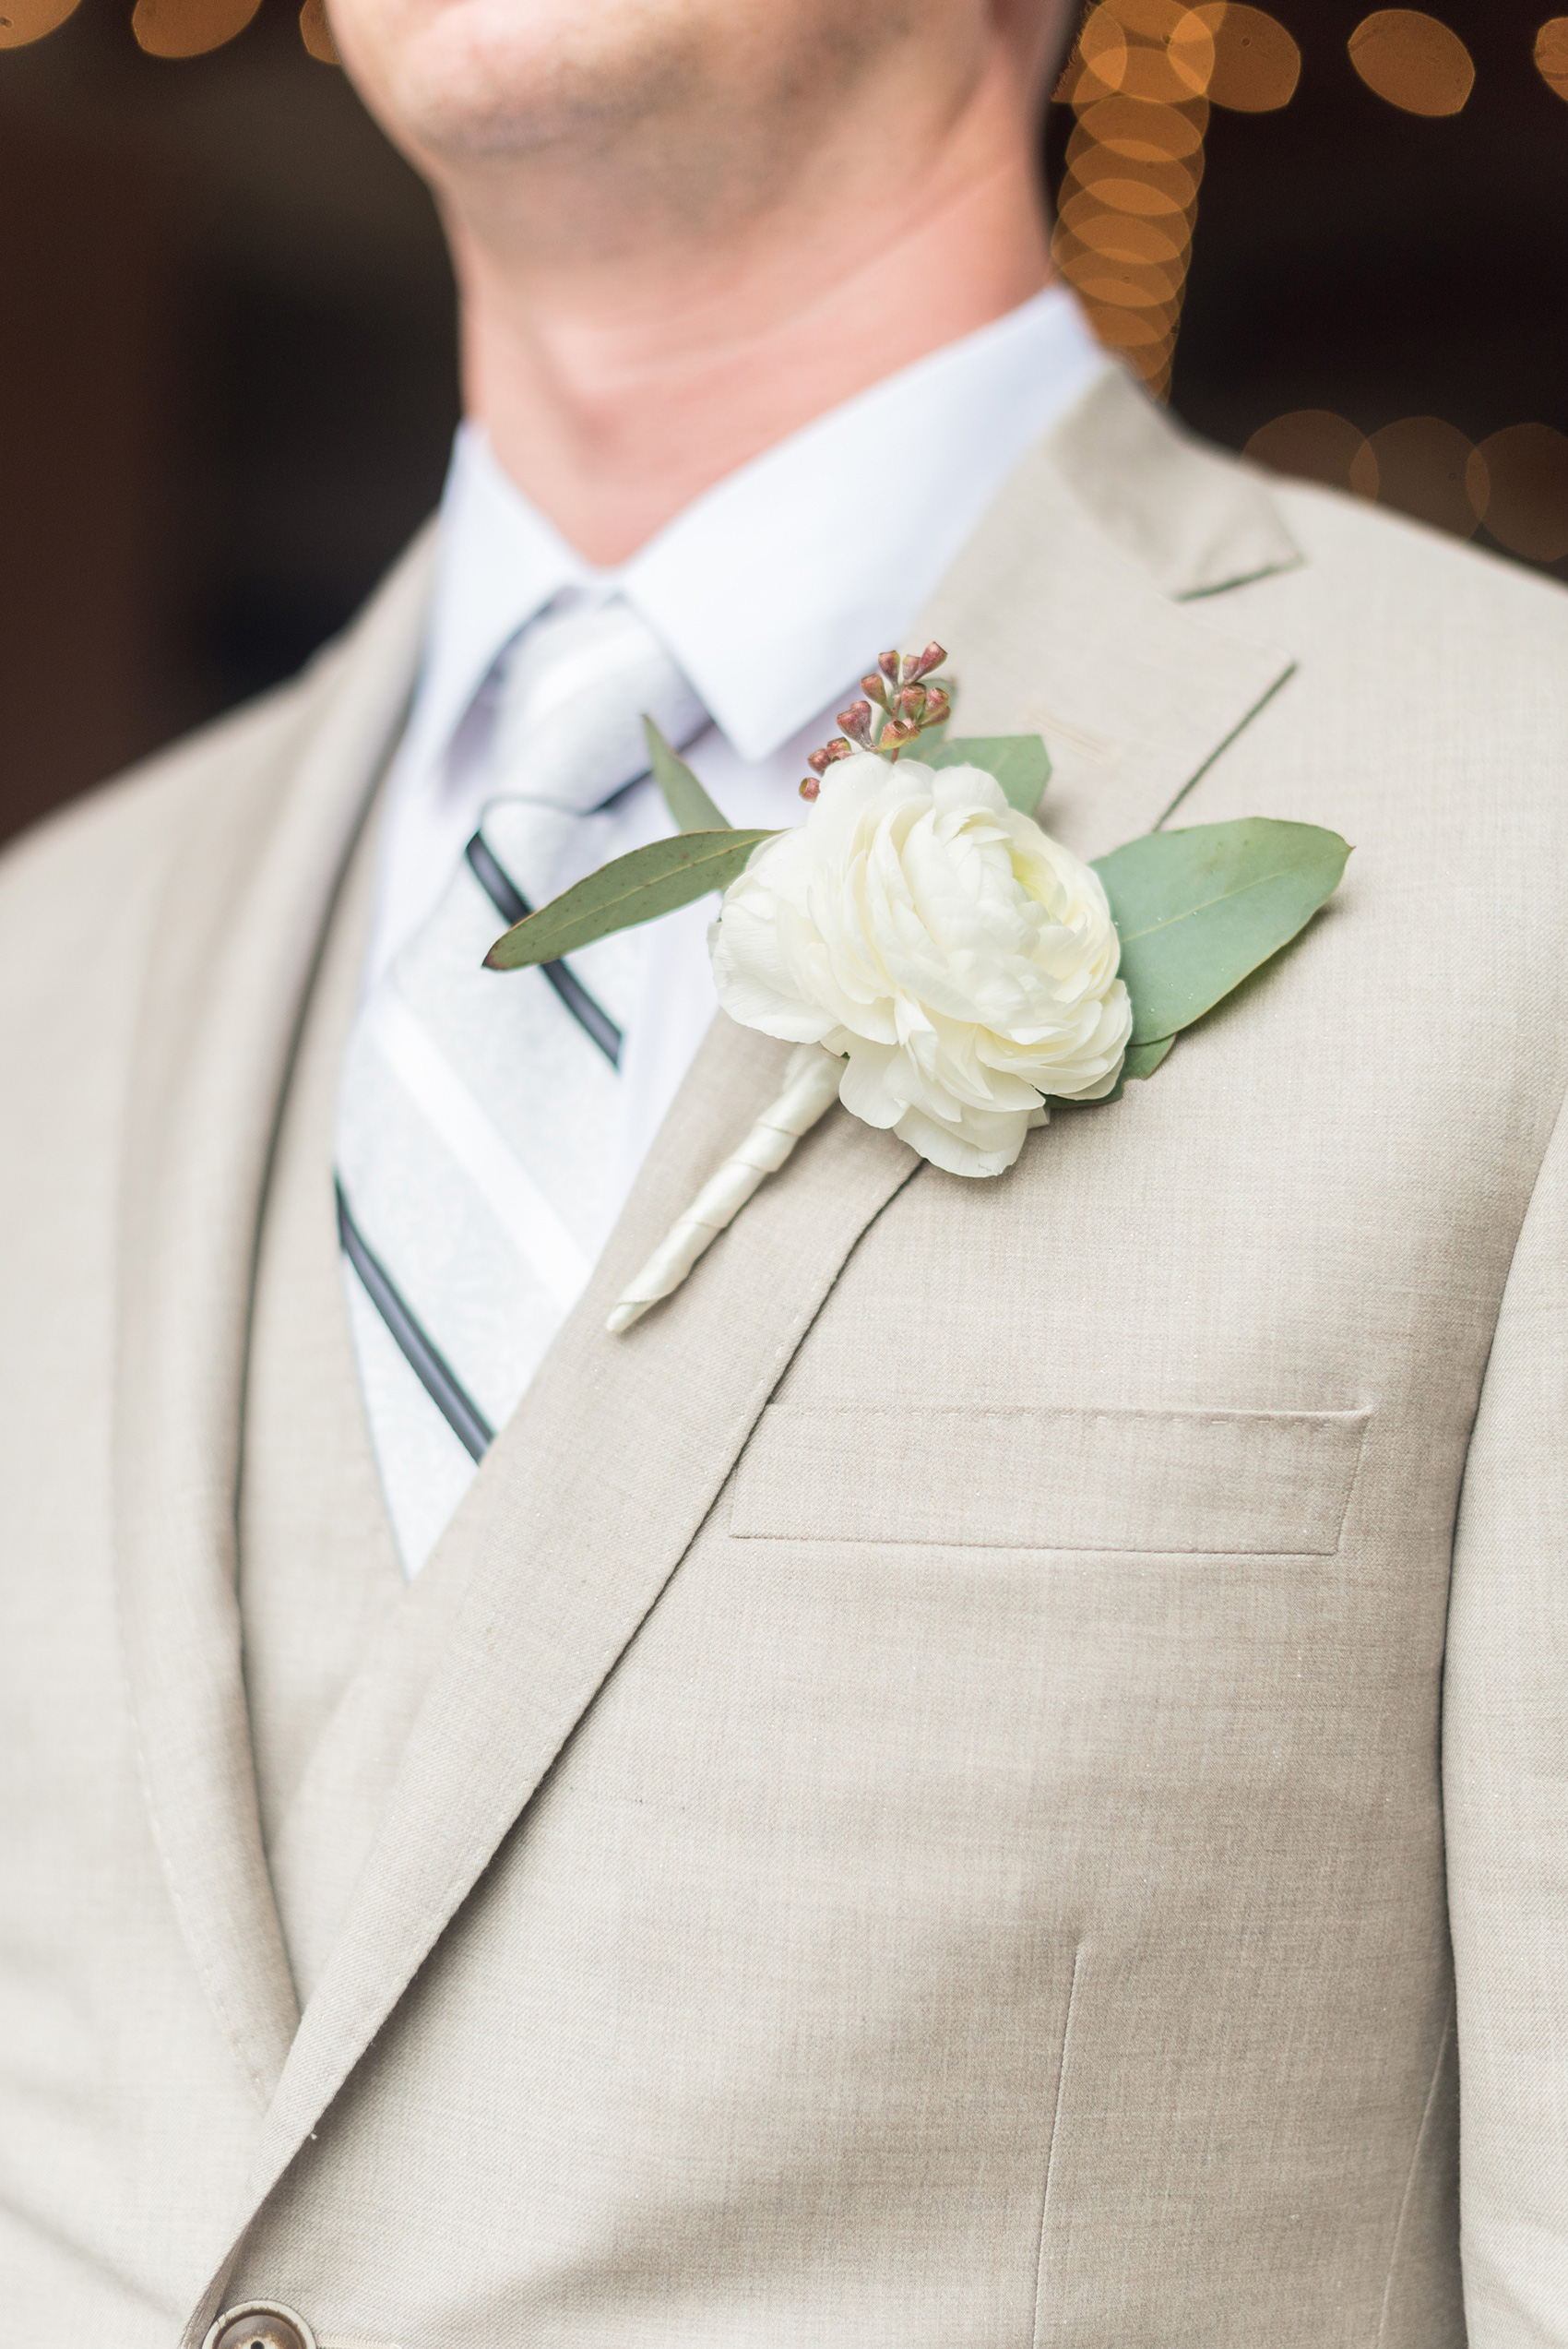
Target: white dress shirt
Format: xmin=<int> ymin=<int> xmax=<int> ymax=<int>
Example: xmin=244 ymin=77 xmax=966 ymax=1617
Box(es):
xmin=361 ymin=283 xmax=1109 ymax=1298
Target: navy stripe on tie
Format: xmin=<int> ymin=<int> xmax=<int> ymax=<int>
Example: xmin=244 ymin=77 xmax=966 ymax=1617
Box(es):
xmin=465 ymin=829 xmax=624 ymax=1068
xmin=336 ymin=1178 xmax=494 ymax=1462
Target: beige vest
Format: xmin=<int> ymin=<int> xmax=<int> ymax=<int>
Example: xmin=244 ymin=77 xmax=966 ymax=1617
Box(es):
xmin=238 ymin=815 xmax=406 ymax=2000
xmin=238 ymin=813 xmax=544 ymax=2009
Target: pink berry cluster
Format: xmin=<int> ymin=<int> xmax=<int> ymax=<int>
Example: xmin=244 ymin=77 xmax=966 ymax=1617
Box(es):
xmin=800 ymin=642 xmax=950 ymax=800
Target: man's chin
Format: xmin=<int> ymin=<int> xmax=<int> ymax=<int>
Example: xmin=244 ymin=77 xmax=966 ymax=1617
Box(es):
xmin=339 ymin=0 xmax=701 ymax=166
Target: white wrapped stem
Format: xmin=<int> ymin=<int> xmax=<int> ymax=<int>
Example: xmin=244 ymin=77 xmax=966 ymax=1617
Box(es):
xmin=607 ymin=1044 xmax=843 ymax=1332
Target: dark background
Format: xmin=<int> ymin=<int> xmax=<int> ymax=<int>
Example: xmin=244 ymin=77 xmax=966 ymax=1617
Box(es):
xmin=2 ymin=0 xmax=1563 ymax=845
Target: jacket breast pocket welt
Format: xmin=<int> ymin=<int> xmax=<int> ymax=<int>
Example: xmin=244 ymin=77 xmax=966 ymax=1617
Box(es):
xmin=731 ymin=1403 xmax=1371 ymax=1555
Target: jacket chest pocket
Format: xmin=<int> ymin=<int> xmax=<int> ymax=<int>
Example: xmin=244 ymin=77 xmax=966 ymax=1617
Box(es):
xmin=731 ymin=1402 xmax=1371 ymax=1555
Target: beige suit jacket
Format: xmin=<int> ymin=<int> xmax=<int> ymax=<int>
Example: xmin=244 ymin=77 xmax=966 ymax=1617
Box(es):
xmin=4 ymin=370 xmax=1568 ymax=2349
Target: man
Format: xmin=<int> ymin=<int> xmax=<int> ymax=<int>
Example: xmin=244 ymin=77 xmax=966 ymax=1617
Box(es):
xmin=2 ymin=0 xmax=1566 ymax=2340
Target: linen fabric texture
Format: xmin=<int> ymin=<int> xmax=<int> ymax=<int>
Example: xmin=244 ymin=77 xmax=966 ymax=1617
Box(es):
xmin=3 ymin=369 xmax=1568 ymax=2347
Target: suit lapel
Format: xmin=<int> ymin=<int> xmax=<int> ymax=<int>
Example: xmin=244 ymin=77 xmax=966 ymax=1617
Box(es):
xmin=184 ymin=374 xmax=1305 ymax=2338
xmin=923 ymin=365 xmax=1301 ymax=858
xmin=113 ymin=534 xmax=434 ymax=2107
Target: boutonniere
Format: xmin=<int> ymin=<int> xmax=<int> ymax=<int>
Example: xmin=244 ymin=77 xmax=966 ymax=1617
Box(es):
xmin=485 ymin=644 xmax=1348 ymax=1330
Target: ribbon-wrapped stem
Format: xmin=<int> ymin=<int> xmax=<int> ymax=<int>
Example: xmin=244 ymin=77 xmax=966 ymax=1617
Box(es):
xmin=607 ymin=1044 xmax=843 ymax=1332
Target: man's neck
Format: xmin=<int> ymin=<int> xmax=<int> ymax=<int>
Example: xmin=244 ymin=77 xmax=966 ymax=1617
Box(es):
xmin=443 ymin=47 xmax=1054 ymax=566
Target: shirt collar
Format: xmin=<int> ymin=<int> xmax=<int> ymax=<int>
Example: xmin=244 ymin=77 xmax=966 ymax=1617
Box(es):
xmin=408 ymin=284 xmax=1111 ymax=774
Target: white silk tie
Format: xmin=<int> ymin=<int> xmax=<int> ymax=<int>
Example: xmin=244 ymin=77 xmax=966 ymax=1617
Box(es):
xmin=336 ymin=593 xmax=707 ymax=1572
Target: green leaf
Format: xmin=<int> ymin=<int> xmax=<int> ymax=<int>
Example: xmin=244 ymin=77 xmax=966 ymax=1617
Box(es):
xmin=644 ymin=716 xmax=732 ymax=833
xmin=484 ymin=829 xmax=776 ymax=970
xmin=1123 ymin=1035 xmax=1175 ymax=1080
xmin=1094 ymin=818 xmax=1350 ymax=1046
xmin=923 ymin=733 xmax=1051 ymax=817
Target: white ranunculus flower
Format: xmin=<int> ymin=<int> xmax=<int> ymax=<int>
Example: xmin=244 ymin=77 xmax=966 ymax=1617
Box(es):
xmin=709 ymin=753 xmax=1133 ymax=1179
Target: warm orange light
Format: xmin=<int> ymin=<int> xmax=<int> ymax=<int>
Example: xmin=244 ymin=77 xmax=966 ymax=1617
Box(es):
xmin=132 ymin=0 xmax=261 ymax=52
xmin=1087 ymin=308 xmax=1180 ymax=352
xmin=1244 ymin=411 xmax=1372 ymax=493
xmin=1062 ymin=209 xmax=1194 ymax=268
xmin=0 ymin=0 xmax=80 ymax=48
xmin=1348 ymin=11 xmax=1475 ymax=116
xmin=299 ymin=0 xmax=339 ymax=62
xmin=1536 ymin=18 xmax=1568 ymax=101
xmin=1064 ymin=142 xmax=1204 ymax=209
xmin=1470 ymin=423 xmax=1568 ymax=562
xmin=1065 ymin=1 xmax=1216 ymax=104
xmin=1074 ymin=8 xmax=1130 ymax=96
xmin=1054 ymin=8 xmax=1215 ymax=400
xmin=1058 ymin=248 xmax=1184 ymax=310
xmin=1351 ymin=418 xmax=1478 ymax=536
xmin=1104 ymin=0 xmax=1194 ymax=34
xmin=1196 ymin=5 xmax=1302 ymax=110
xmin=1061 ymin=173 xmax=1194 ymax=226
xmin=1074 ymin=93 xmax=1209 ymax=160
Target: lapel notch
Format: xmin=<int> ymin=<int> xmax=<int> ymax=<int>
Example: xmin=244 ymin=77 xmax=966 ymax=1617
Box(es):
xmin=921 ymin=365 xmax=1301 ymax=859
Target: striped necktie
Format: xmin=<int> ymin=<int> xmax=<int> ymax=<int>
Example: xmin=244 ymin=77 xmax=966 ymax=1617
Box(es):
xmin=337 ymin=593 xmax=707 ymax=1572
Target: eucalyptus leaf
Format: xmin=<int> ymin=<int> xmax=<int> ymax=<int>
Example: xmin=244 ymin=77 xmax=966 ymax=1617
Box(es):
xmin=922 ymin=733 xmax=1051 ymax=817
xmin=644 ymin=717 xmax=732 ymax=834
xmin=485 ymin=829 xmax=776 ymax=970
xmin=1094 ymin=818 xmax=1350 ymax=1046
xmin=1123 ymin=1035 xmax=1175 ymax=1081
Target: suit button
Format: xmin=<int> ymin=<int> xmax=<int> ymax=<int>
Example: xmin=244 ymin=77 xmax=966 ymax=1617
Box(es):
xmin=204 ymin=2304 xmax=316 ymax=2349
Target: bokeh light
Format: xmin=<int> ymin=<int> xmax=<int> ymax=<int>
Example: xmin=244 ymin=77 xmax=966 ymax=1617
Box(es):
xmin=1244 ymin=411 xmax=1372 ymax=493
xmin=1204 ymin=4 xmax=1302 ymax=111
xmin=299 ymin=0 xmax=337 ymax=62
xmin=1064 ymin=208 xmax=1192 ymax=267
xmin=1075 ymin=90 xmax=1208 ymax=160
xmin=0 ymin=0 xmax=80 ymax=50
xmin=1537 ymin=18 xmax=1568 ymax=101
xmin=1052 ymin=1 xmax=1299 ymax=399
xmin=1348 ymin=10 xmax=1475 ymax=117
xmin=1247 ymin=413 xmax=1568 ymax=562
xmin=1349 ymin=416 xmax=1477 ymax=533
xmin=131 ymin=0 xmax=260 ymax=54
xmin=1469 ymin=423 xmax=1568 ymax=562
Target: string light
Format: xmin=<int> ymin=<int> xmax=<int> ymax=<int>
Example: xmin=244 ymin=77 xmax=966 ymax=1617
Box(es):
xmin=1052 ymin=2 xmax=1299 ymax=399
xmin=1348 ymin=10 xmax=1475 ymax=115
xmin=1247 ymin=413 xmax=1568 ymax=567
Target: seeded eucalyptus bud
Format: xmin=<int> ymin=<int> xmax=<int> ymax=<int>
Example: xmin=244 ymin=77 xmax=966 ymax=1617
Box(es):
xmin=901 ymin=640 xmax=946 ymax=685
xmin=877 ymin=718 xmax=920 ymax=758
xmin=807 ymin=736 xmax=855 ymax=775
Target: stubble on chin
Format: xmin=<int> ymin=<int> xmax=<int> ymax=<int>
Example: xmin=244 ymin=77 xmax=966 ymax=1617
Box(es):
xmin=364 ymin=0 xmax=719 ymax=167
xmin=353 ymin=0 xmax=910 ymax=200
